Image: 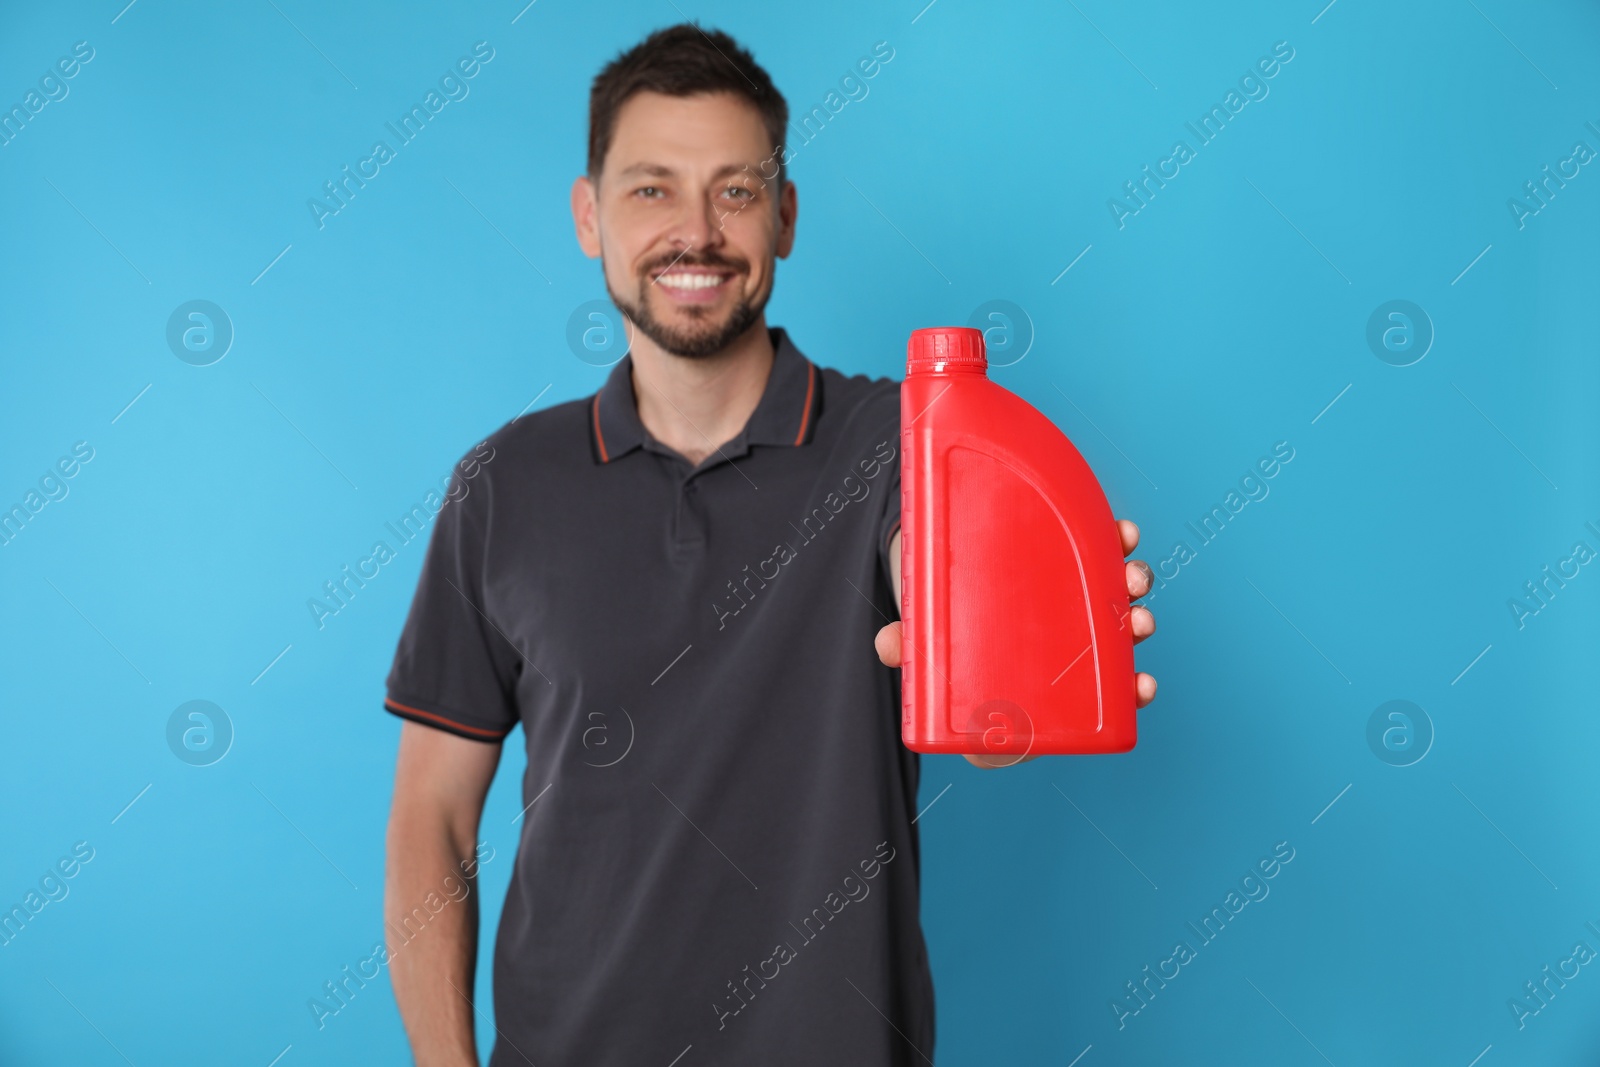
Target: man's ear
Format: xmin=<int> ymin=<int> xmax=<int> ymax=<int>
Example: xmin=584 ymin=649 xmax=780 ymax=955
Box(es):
xmin=775 ymin=179 xmax=798 ymax=260
xmin=571 ymin=175 xmax=602 ymax=258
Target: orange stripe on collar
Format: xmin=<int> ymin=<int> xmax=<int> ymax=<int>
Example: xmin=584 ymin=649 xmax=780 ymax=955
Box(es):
xmin=793 ymin=361 xmax=815 ymax=445
xmin=592 ymin=393 xmax=610 ymax=462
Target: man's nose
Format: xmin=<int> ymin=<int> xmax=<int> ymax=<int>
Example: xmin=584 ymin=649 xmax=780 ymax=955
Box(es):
xmin=669 ymin=188 xmax=725 ymax=252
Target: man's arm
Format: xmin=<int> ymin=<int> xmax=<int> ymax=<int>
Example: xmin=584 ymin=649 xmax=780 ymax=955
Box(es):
xmin=385 ymin=720 xmax=503 ymax=1066
xmin=875 ymin=521 xmax=1158 ymax=768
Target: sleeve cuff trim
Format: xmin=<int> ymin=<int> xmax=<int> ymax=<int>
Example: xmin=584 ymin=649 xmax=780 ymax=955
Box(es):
xmin=384 ymin=697 xmax=511 ymax=741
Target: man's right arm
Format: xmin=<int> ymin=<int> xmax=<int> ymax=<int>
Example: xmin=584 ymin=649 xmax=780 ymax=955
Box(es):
xmin=385 ymin=719 xmax=504 ymax=1066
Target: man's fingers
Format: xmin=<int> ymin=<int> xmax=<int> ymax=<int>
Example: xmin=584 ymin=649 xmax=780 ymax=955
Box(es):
xmin=1117 ymin=518 xmax=1140 ymax=556
xmin=1126 ymin=559 xmax=1153 ymax=599
xmin=874 ymin=621 xmax=903 ymax=668
xmin=1130 ymin=605 xmax=1155 ymax=643
xmin=1135 ymin=672 xmax=1157 ymax=709
xmin=1116 ymin=526 xmax=1156 ymax=705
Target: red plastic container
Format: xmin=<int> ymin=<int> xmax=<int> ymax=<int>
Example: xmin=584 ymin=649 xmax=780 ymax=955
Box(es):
xmin=899 ymin=326 xmax=1137 ymax=756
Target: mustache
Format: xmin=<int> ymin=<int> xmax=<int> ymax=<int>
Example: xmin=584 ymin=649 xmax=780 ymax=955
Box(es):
xmin=642 ymin=250 xmax=747 ymax=275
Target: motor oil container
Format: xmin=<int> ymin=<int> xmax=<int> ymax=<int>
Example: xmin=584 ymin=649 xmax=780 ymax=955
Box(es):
xmin=900 ymin=326 xmax=1138 ymax=756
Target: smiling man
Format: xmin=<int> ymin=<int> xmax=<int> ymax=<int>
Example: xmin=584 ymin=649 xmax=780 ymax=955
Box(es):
xmin=382 ymin=23 xmax=1156 ymax=1067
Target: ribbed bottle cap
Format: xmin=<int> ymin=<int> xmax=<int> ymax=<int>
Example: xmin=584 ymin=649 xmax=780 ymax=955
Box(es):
xmin=907 ymin=326 xmax=987 ymax=375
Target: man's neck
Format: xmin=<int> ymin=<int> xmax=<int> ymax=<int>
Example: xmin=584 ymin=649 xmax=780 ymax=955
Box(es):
xmin=629 ymin=319 xmax=774 ymax=467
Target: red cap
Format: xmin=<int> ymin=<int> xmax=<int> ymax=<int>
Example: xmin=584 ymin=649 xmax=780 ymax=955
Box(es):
xmin=907 ymin=326 xmax=987 ymax=375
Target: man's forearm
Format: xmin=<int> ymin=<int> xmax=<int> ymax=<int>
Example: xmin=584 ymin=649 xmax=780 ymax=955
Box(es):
xmin=385 ymin=813 xmax=482 ymax=1066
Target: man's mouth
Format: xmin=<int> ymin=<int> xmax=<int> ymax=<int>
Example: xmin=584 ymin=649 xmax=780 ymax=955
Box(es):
xmin=651 ymin=268 xmax=737 ymax=303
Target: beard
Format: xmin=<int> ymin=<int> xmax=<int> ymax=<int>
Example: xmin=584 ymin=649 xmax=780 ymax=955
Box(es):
xmin=606 ymin=250 xmax=770 ymax=359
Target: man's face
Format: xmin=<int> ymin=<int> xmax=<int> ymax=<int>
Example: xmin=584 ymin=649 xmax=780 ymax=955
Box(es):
xmin=572 ymin=91 xmax=796 ymax=359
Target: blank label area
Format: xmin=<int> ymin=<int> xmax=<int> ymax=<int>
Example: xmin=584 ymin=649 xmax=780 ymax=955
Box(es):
xmin=946 ymin=445 xmax=1099 ymax=740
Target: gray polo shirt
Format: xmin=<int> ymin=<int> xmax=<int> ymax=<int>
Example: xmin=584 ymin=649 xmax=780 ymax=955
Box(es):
xmin=384 ymin=326 xmax=933 ymax=1066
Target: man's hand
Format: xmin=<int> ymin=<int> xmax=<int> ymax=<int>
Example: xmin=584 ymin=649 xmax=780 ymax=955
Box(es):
xmin=875 ymin=519 xmax=1158 ymax=768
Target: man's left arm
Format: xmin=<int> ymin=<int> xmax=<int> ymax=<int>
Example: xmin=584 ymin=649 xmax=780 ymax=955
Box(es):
xmin=873 ymin=519 xmax=1158 ymax=769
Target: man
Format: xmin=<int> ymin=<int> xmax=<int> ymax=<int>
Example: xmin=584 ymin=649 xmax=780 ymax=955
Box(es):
xmin=383 ymin=23 xmax=1157 ymax=1066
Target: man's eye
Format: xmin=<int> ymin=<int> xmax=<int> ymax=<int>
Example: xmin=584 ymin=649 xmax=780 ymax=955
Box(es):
xmin=636 ymin=186 xmax=663 ymax=199
xmin=724 ymin=186 xmax=753 ymax=200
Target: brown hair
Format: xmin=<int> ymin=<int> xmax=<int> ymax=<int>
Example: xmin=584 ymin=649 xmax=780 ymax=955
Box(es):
xmin=587 ymin=23 xmax=789 ymax=186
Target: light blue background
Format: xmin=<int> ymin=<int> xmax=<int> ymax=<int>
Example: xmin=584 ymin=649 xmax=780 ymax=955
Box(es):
xmin=2 ymin=0 xmax=1598 ymax=1064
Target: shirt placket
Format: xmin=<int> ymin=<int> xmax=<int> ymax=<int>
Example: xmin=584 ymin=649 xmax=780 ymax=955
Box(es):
xmin=669 ymin=463 xmax=708 ymax=555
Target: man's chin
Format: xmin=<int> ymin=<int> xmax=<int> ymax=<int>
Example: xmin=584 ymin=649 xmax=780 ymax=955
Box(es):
xmin=626 ymin=299 xmax=763 ymax=360
xmin=641 ymin=324 xmax=744 ymax=360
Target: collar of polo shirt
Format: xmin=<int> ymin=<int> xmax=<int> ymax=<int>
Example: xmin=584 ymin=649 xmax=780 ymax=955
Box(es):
xmin=589 ymin=326 xmax=820 ymax=465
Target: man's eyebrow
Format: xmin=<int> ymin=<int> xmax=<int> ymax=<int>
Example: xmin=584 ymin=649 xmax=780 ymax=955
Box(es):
xmin=613 ymin=162 xmax=761 ymax=182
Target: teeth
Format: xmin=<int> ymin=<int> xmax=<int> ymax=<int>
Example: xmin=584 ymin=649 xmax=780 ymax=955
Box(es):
xmin=657 ymin=273 xmax=725 ymax=290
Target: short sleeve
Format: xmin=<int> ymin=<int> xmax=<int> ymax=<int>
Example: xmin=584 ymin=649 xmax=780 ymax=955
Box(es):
xmin=384 ymin=463 xmax=521 ymax=743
